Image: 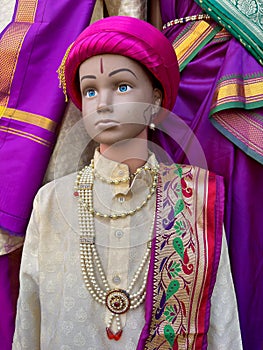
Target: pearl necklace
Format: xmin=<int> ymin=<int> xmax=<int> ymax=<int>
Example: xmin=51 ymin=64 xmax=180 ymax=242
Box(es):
xmin=76 ymin=164 xmax=156 ymax=340
xmin=75 ymin=161 xmax=159 ymax=220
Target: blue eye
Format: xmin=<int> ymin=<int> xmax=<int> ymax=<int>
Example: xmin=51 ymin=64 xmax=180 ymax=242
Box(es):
xmin=85 ymin=89 xmax=97 ymax=98
xmin=118 ymin=84 xmax=131 ymax=93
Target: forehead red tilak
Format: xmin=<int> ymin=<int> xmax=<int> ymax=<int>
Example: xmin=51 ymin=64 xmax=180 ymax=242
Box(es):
xmin=100 ymin=57 xmax=104 ymax=74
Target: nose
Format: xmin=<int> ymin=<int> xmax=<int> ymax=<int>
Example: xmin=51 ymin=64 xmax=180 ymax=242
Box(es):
xmin=97 ymin=89 xmax=113 ymax=113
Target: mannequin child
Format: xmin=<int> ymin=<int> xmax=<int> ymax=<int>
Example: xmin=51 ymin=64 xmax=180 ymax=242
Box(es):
xmin=13 ymin=16 xmax=242 ymax=350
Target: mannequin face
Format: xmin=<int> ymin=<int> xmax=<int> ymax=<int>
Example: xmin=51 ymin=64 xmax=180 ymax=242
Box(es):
xmin=79 ymin=54 xmax=162 ymax=146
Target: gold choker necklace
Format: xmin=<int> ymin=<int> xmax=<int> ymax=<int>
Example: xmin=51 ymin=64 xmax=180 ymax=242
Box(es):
xmin=94 ymin=162 xmax=158 ymax=185
xmin=75 ymin=160 xmax=159 ymax=220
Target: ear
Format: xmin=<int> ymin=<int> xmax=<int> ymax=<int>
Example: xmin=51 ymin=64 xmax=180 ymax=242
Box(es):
xmin=153 ymin=88 xmax=162 ymax=107
xmin=150 ymin=88 xmax=162 ymax=122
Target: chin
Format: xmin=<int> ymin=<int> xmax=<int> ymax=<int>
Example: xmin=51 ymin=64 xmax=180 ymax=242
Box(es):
xmin=94 ymin=136 xmax=128 ymax=146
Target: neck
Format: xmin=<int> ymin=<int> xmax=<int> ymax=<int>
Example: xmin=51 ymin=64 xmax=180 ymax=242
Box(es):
xmin=99 ymin=129 xmax=149 ymax=174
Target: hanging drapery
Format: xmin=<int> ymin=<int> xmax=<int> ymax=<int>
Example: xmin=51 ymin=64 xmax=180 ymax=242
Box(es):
xmin=155 ymin=1 xmax=263 ymax=349
xmin=0 ymin=1 xmax=96 ymax=349
xmin=0 ymin=0 xmax=97 ymax=237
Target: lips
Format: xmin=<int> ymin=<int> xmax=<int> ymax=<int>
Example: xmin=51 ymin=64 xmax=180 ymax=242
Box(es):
xmin=95 ymin=119 xmax=120 ymax=128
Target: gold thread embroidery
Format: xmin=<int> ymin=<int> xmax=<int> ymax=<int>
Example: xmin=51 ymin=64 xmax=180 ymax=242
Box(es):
xmin=0 ymin=125 xmax=51 ymax=147
xmin=145 ymin=166 xmax=211 ymax=349
xmin=0 ymin=23 xmax=31 ymax=107
xmin=212 ymin=79 xmax=263 ymax=109
xmin=57 ymin=43 xmax=74 ymax=102
xmin=0 ymin=0 xmax=39 ymax=108
xmin=15 ymin=0 xmax=38 ymax=23
xmin=213 ymin=112 xmax=263 ymax=155
xmin=173 ymin=21 xmax=213 ymax=64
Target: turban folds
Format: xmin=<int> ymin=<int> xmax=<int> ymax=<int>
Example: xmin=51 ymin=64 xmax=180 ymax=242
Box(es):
xmin=62 ymin=16 xmax=179 ymax=112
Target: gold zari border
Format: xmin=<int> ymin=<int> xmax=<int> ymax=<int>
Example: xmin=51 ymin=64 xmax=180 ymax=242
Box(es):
xmin=213 ymin=79 xmax=263 ymax=107
xmin=0 ymin=0 xmax=39 ymax=108
xmin=0 ymin=125 xmax=51 ymax=147
xmin=213 ymin=111 xmax=263 ymax=156
xmin=15 ymin=0 xmax=38 ymax=22
xmin=0 ymin=106 xmax=57 ymax=133
xmin=145 ymin=166 xmax=210 ymax=349
xmin=174 ymin=21 xmax=210 ymax=60
xmin=173 ymin=20 xmax=217 ymax=69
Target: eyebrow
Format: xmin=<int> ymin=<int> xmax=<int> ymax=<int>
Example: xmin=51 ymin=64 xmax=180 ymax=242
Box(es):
xmin=109 ymin=68 xmax=137 ymax=79
xmin=80 ymin=75 xmax=96 ymax=81
xmin=80 ymin=68 xmax=138 ymax=82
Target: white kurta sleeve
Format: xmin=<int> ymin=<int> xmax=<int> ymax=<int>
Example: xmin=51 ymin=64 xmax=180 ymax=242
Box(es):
xmin=207 ymin=230 xmax=243 ymax=350
xmin=12 ymin=197 xmax=41 ymax=349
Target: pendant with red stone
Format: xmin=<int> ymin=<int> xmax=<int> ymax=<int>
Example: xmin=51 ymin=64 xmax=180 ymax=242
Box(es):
xmin=106 ymin=289 xmax=130 ymax=314
xmin=106 ymin=327 xmax=123 ymax=341
xmin=105 ymin=289 xmax=130 ymax=341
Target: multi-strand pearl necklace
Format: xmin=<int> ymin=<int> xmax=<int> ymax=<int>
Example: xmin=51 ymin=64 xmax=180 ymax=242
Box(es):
xmin=75 ymin=161 xmax=157 ymax=340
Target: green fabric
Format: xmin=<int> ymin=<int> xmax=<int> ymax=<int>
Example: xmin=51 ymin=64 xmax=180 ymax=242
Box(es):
xmin=194 ymin=0 xmax=263 ymax=65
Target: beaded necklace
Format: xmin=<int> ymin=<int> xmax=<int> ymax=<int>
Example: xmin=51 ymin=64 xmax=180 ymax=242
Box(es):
xmin=162 ymin=13 xmax=211 ymax=30
xmin=75 ymin=160 xmax=159 ymax=219
xmin=94 ymin=162 xmax=155 ymax=185
xmin=75 ymin=161 xmax=157 ymax=340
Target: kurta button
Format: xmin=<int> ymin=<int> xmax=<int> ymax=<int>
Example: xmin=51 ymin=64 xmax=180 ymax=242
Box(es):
xmin=112 ymin=275 xmax=121 ymax=284
xmin=115 ymin=230 xmax=124 ymax=238
xmin=118 ymin=196 xmax=125 ymax=203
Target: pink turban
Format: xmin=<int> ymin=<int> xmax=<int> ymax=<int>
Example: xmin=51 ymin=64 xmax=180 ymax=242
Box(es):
xmin=62 ymin=16 xmax=179 ymax=111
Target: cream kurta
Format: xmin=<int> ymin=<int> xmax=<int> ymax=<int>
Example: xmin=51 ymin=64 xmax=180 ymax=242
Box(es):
xmin=13 ymin=151 xmax=242 ymax=349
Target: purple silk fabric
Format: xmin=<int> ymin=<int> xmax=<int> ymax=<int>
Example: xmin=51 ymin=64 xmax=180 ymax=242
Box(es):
xmin=0 ymin=248 xmax=22 ymax=350
xmin=0 ymin=1 xmax=96 ymax=349
xmin=153 ymin=1 xmax=263 ymax=350
xmin=0 ymin=0 xmax=96 ymax=235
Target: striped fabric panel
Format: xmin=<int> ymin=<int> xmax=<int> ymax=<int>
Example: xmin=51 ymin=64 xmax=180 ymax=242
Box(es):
xmin=172 ymin=20 xmax=221 ymax=71
xmin=0 ymin=125 xmax=52 ymax=147
xmin=0 ymin=107 xmax=57 ymax=133
xmin=211 ymin=75 xmax=263 ymax=112
xmin=211 ymin=110 xmax=263 ymax=163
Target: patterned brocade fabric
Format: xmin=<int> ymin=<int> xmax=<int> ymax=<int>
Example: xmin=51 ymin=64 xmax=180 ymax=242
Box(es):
xmin=91 ymin=0 xmax=147 ymax=22
xmin=194 ymin=0 xmax=263 ymax=65
xmin=143 ymin=164 xmax=223 ymax=349
xmin=105 ymin=0 xmax=147 ymax=19
xmin=0 ymin=230 xmax=24 ymax=256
